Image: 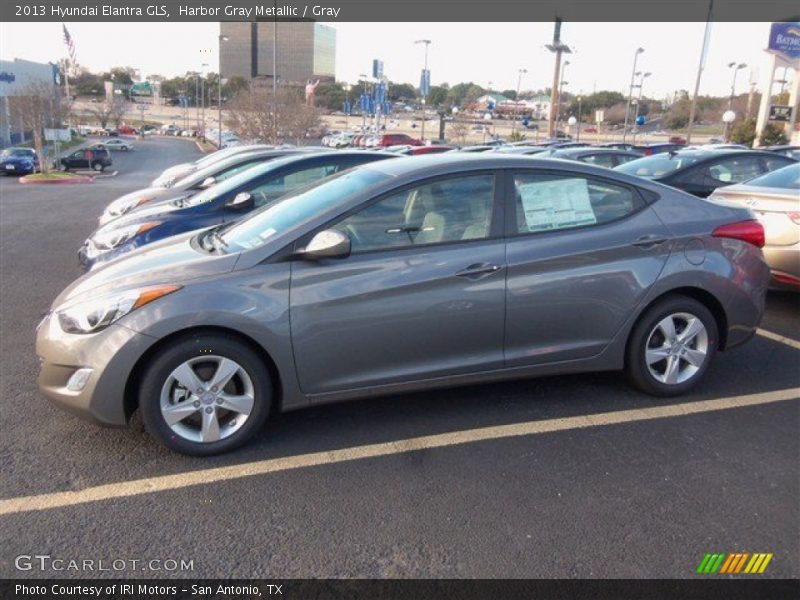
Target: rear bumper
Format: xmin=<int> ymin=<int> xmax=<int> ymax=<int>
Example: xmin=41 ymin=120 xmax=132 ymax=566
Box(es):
xmin=764 ymin=243 xmax=800 ymax=291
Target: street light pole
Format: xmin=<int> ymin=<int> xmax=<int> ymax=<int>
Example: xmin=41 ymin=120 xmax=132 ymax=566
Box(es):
xmin=576 ymin=95 xmax=582 ymax=141
xmin=556 ymin=60 xmax=569 ymax=133
xmin=631 ymin=72 xmax=651 ymax=144
xmin=545 ymin=18 xmax=572 ymax=139
xmin=359 ymin=73 xmax=367 ymax=130
xmin=218 ymin=34 xmax=229 ymax=149
xmin=623 ymin=47 xmax=644 ymax=144
xmin=415 ymin=39 xmax=431 ymax=141
xmin=512 ymin=68 xmax=527 ymax=136
xmin=724 ymin=61 xmax=747 ymax=141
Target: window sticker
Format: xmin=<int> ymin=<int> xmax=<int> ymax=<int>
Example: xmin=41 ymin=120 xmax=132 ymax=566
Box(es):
xmin=518 ymin=177 xmax=597 ymax=231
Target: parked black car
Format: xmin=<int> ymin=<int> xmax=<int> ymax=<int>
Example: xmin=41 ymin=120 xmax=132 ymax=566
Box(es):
xmin=548 ymin=147 xmax=642 ymax=168
xmin=60 ymin=145 xmax=113 ymax=172
xmin=615 ymin=149 xmax=796 ymax=197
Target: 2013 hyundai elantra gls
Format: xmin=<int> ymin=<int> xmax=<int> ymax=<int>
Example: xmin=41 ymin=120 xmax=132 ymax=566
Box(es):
xmin=37 ymin=154 xmax=770 ymax=455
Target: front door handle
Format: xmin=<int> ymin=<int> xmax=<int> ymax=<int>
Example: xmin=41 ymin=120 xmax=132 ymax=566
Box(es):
xmin=455 ymin=263 xmax=502 ymax=279
xmin=631 ymin=234 xmax=669 ymax=248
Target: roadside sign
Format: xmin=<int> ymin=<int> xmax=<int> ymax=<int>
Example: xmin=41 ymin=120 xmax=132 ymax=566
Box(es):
xmin=343 ymin=100 xmax=351 ymax=115
xmin=44 ymin=128 xmax=71 ymax=142
xmin=419 ymin=69 xmax=431 ymax=97
xmin=768 ymin=105 xmax=792 ymax=122
xmin=595 ymin=110 xmax=604 ymax=123
xmin=767 ymin=22 xmax=800 ymax=59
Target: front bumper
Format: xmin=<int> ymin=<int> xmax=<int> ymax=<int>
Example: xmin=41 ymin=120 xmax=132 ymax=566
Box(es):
xmin=36 ymin=313 xmax=156 ymax=426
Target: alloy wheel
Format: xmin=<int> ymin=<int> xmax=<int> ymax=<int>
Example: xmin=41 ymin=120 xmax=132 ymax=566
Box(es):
xmin=159 ymin=355 xmax=255 ymax=443
xmin=645 ymin=312 xmax=709 ymax=385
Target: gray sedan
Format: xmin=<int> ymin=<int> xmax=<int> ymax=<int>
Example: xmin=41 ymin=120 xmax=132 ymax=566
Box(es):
xmin=37 ymin=154 xmax=770 ymax=455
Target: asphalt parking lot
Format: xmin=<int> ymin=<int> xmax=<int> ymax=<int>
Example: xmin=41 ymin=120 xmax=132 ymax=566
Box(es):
xmin=0 ymin=136 xmax=797 ymax=579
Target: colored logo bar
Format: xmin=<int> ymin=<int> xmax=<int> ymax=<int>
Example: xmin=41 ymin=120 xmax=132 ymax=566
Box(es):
xmin=696 ymin=553 xmax=773 ymax=574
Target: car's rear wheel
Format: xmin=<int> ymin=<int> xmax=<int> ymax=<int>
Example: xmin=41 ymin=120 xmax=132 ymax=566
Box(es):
xmin=625 ymin=295 xmax=718 ymax=396
xmin=92 ymin=162 xmax=104 ymax=172
xmin=139 ymin=334 xmax=272 ymax=455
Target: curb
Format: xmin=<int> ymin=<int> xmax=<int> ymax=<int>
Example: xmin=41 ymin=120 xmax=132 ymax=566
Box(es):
xmin=19 ymin=174 xmax=94 ymax=185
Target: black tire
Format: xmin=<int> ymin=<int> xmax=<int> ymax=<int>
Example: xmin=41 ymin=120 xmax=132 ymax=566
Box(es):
xmin=625 ymin=295 xmax=718 ymax=397
xmin=139 ymin=333 xmax=272 ymax=456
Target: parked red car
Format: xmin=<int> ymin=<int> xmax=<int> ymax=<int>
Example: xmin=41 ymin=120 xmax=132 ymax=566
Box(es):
xmin=409 ymin=145 xmax=453 ymax=155
xmin=668 ymin=136 xmax=687 ymax=145
xmin=375 ymin=133 xmax=423 ymax=147
xmin=117 ymin=125 xmax=137 ymax=135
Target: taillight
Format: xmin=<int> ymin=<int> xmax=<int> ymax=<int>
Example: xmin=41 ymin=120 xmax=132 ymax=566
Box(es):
xmin=644 ymin=148 xmax=653 ymax=156
xmin=788 ymin=212 xmax=800 ymax=225
xmin=712 ymin=220 xmax=765 ymax=248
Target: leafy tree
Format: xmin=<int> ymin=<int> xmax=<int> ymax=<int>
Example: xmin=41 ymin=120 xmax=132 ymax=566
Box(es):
xmin=427 ymin=85 xmax=448 ymax=107
xmin=502 ymin=90 xmax=518 ymax=101
xmin=729 ymin=118 xmax=756 ymax=147
xmin=759 ymin=123 xmax=788 ymax=146
xmin=389 ymin=83 xmax=416 ymax=101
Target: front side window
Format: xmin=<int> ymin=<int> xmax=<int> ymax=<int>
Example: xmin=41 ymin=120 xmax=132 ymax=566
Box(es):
xmin=513 ymin=172 xmax=644 ymax=234
xmin=580 ymin=153 xmax=617 ymax=168
xmin=333 ymin=174 xmax=495 ymax=253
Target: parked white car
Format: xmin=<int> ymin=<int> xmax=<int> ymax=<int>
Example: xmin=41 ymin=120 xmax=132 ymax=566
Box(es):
xmin=103 ymin=139 xmax=133 ymax=151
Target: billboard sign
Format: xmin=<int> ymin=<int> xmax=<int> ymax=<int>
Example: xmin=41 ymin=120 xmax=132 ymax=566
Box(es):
xmin=45 ymin=128 xmax=71 ymax=142
xmin=768 ymin=22 xmax=800 ymax=59
xmin=419 ymin=69 xmax=431 ymax=96
xmin=768 ymin=105 xmax=792 ymax=122
xmin=372 ymin=59 xmax=383 ymax=80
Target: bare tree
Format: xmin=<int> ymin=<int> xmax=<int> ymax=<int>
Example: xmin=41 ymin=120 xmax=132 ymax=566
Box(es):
xmin=225 ymin=83 xmax=321 ymax=145
xmin=8 ymin=81 xmax=65 ymax=174
xmin=86 ymin=96 xmax=128 ymax=129
xmin=449 ymin=119 xmax=469 ymax=145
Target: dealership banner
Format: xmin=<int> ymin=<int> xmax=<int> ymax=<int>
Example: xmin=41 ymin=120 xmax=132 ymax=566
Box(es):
xmin=3 ymin=579 xmax=800 ymax=600
xmin=2 ymin=0 xmax=799 ymax=22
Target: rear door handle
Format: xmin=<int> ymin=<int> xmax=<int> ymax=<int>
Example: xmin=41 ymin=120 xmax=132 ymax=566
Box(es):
xmin=455 ymin=263 xmax=503 ymax=279
xmin=631 ymin=234 xmax=669 ymax=248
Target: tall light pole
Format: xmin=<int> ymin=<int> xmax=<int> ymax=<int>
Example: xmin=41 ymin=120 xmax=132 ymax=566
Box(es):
xmin=217 ymin=34 xmax=229 ymax=148
xmin=343 ymin=82 xmax=351 ymax=130
xmin=631 ymin=72 xmax=651 ymax=144
xmin=724 ymin=61 xmax=747 ymax=141
xmin=545 ymin=18 xmax=572 ymax=138
xmin=512 ymin=68 xmax=527 ymax=135
xmin=556 ymin=60 xmax=570 ymax=133
xmin=623 ymin=47 xmax=644 ymax=143
xmin=576 ymin=95 xmax=582 ymax=141
xmin=415 ymin=39 xmax=431 ymax=141
xmin=359 ymin=73 xmax=367 ymax=130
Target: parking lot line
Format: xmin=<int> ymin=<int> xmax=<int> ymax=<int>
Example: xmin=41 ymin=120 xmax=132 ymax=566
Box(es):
xmin=0 ymin=387 xmax=797 ymax=517
xmin=757 ymin=329 xmax=800 ymax=351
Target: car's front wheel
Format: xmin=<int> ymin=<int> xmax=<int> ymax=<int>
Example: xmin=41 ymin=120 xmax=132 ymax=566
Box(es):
xmin=139 ymin=333 xmax=272 ymax=455
xmin=625 ymin=295 xmax=718 ymax=396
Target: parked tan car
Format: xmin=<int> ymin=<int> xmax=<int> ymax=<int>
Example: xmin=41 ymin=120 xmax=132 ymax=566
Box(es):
xmin=710 ymin=162 xmax=800 ymax=291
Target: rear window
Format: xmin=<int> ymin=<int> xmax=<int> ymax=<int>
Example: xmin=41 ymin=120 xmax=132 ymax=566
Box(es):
xmin=615 ymin=154 xmax=700 ymax=179
xmin=742 ymin=163 xmax=800 ymax=190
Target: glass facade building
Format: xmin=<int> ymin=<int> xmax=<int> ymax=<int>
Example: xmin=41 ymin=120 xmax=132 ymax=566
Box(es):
xmin=220 ymin=22 xmax=336 ymax=84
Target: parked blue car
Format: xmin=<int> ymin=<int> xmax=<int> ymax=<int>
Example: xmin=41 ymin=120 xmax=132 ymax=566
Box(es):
xmin=1 ymin=147 xmax=39 ymax=175
xmin=79 ymin=151 xmax=396 ymax=270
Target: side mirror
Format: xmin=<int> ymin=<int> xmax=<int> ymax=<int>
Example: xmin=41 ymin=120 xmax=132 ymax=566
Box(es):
xmin=226 ymin=192 xmax=254 ymax=211
xmin=200 ymin=176 xmax=216 ymax=189
xmin=299 ymin=229 xmax=351 ymax=260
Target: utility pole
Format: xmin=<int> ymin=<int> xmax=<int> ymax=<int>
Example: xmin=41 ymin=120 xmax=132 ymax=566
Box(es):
xmin=687 ymin=0 xmax=714 ymax=144
xmin=623 ymin=48 xmax=644 ymax=144
xmin=415 ymin=39 xmax=431 ymax=141
xmin=546 ymin=18 xmax=571 ymax=139
xmin=512 ymin=68 xmax=527 ymax=136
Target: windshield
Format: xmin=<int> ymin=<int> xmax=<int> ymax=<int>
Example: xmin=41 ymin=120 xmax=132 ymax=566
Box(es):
xmin=179 ymin=155 xmax=304 ymax=208
xmin=172 ymin=154 xmax=269 ymax=190
xmin=615 ymin=153 xmax=701 ymax=178
xmin=1 ymin=148 xmax=33 ymax=158
xmin=219 ymin=168 xmax=390 ymax=253
xmin=741 ymin=163 xmax=800 ymax=190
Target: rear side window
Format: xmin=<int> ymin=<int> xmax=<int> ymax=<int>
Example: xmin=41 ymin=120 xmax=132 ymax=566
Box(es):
xmin=513 ymin=172 xmax=645 ymax=234
xmin=704 ymin=156 xmax=762 ymax=184
xmin=762 ymin=155 xmax=795 ymax=173
xmin=580 ymin=153 xmax=617 ymax=168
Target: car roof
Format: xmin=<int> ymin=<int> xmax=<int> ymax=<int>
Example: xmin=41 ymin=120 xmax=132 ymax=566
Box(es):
xmin=551 ymin=147 xmax=634 ymax=157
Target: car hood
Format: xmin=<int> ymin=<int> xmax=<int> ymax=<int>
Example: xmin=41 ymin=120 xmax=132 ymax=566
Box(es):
xmin=1 ymin=156 xmax=34 ymax=164
xmin=97 ymin=194 xmax=198 ymax=233
xmin=53 ymin=231 xmax=237 ymax=308
xmin=105 ymin=187 xmax=172 ymax=213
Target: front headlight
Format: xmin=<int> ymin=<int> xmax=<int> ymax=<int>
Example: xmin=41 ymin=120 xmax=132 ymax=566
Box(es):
xmin=91 ymin=222 xmax=161 ymax=250
xmin=57 ymin=284 xmax=181 ymax=334
xmin=107 ymin=195 xmax=155 ymax=217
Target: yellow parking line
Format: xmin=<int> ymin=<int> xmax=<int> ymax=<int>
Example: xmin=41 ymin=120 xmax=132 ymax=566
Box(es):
xmin=0 ymin=387 xmax=797 ymax=517
xmin=757 ymin=329 xmax=800 ymax=351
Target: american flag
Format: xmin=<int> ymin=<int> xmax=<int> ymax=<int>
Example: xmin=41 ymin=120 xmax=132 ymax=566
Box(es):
xmin=62 ymin=24 xmax=77 ymax=65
